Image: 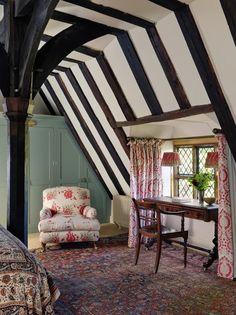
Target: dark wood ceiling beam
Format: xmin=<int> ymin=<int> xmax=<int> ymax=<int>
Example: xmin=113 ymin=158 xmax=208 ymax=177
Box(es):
xmin=148 ymin=0 xmax=186 ymax=11
xmin=38 ymin=89 xmax=57 ymax=115
xmin=51 ymin=10 xmax=163 ymax=115
xmin=220 ymin=0 xmax=236 ymax=46
xmin=41 ymin=34 xmax=135 ymax=123
xmin=113 ymin=30 xmax=163 ymax=115
xmin=116 ymin=104 xmax=214 ymax=127
xmin=44 ymin=79 xmax=112 ymax=199
xmin=33 ymin=19 xmax=111 ymax=97
xmin=57 ymin=67 xmax=130 ymax=185
xmin=175 ymin=6 xmax=236 ymax=162
xmin=51 ymin=72 xmax=125 ymax=195
xmin=146 ymin=26 xmax=190 ymax=109
xmin=19 ymin=0 xmax=59 ymax=97
xmin=61 ymin=2 xmax=190 ymax=109
xmin=0 ymin=43 xmax=9 ymax=96
xmin=15 ymin=0 xmax=34 ymax=16
xmin=64 ymin=57 xmax=129 ymax=157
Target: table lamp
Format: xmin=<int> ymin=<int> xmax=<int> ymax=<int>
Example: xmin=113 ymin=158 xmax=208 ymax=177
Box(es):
xmin=205 ymin=152 xmax=218 ymax=169
xmin=161 ymin=152 xmax=182 ymax=196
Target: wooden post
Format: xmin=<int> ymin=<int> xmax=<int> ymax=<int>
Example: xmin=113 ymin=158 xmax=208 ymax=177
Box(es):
xmin=3 ymin=97 xmax=29 ymax=245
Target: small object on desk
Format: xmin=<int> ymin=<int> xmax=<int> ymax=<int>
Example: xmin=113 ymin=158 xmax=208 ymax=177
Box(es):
xmin=171 ymin=197 xmax=191 ymax=203
xmin=204 ymin=197 xmax=215 ymax=205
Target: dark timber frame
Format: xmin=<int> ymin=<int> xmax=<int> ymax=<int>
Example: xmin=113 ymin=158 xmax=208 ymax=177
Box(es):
xmin=55 ymin=67 xmax=130 ymax=185
xmin=63 ymin=0 xmax=190 ymax=109
xmin=50 ymin=72 xmax=125 ymax=195
xmin=44 ymin=79 xmax=112 ymax=199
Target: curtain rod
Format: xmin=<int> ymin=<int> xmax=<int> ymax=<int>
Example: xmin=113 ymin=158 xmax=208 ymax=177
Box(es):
xmin=161 ymin=134 xmax=215 ymax=141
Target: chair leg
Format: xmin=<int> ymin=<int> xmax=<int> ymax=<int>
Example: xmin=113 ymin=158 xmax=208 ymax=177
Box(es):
xmin=41 ymin=242 xmax=46 ymax=252
xmin=135 ymin=234 xmax=141 ymax=266
xmin=183 ymin=236 xmax=188 ymax=268
xmin=154 ymin=237 xmax=162 ymax=274
xmin=93 ymin=241 xmax=98 ymax=250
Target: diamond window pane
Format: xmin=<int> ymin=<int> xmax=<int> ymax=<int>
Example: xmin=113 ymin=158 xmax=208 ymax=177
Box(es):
xmin=178 ymin=179 xmax=193 ymax=198
xmin=177 ymin=147 xmax=193 ymax=175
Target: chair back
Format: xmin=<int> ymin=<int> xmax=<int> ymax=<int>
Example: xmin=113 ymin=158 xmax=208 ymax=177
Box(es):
xmin=132 ymin=198 xmax=161 ymax=236
xmin=43 ymin=186 xmax=90 ymax=216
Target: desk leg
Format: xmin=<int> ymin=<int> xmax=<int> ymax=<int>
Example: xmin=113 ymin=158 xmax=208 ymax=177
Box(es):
xmin=203 ymin=219 xmax=218 ymax=270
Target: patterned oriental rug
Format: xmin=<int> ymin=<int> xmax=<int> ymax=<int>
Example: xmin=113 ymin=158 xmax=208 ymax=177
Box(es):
xmin=34 ymin=241 xmax=236 ymax=315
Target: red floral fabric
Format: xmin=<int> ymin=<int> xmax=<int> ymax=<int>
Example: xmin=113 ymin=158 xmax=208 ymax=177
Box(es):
xmin=217 ymin=134 xmax=234 ymax=279
xmin=128 ymin=139 xmax=163 ymax=247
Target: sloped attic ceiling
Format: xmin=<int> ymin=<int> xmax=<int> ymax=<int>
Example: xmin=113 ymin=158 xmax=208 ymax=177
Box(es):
xmin=1 ymin=0 xmax=235 ymax=198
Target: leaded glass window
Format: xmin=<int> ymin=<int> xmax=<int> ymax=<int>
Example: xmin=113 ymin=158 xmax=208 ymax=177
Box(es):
xmin=174 ymin=140 xmax=217 ymax=199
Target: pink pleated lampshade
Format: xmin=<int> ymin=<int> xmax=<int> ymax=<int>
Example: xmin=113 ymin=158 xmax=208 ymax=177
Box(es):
xmin=161 ymin=152 xmax=182 ymax=167
xmin=205 ymin=152 xmax=218 ymax=168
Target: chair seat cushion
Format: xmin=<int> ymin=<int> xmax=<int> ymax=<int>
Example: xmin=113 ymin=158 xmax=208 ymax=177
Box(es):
xmin=38 ymin=214 xmax=100 ymax=233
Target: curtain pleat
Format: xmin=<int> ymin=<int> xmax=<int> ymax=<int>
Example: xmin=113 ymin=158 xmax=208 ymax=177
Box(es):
xmin=128 ymin=139 xmax=163 ymax=248
xmin=217 ymin=134 xmax=234 ymax=279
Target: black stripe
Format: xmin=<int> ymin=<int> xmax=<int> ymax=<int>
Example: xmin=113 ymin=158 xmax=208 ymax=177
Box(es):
xmin=44 ymin=79 xmax=113 ymax=199
xmin=65 ymin=68 xmax=130 ymax=185
xmin=175 ymin=6 xmax=236 ymax=161
xmin=51 ymin=72 xmax=126 ymax=195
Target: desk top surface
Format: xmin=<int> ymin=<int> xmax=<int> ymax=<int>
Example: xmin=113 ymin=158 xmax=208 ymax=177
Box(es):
xmin=145 ymin=196 xmax=218 ymax=210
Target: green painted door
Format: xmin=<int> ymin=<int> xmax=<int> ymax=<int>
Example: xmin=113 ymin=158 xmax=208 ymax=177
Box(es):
xmin=28 ymin=116 xmax=111 ymax=232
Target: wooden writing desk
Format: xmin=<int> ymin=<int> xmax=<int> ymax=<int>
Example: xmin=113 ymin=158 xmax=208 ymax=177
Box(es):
xmin=144 ymin=196 xmax=218 ymax=269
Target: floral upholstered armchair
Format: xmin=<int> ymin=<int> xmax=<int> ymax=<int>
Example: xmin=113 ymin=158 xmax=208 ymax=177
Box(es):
xmin=38 ymin=186 xmax=100 ymax=251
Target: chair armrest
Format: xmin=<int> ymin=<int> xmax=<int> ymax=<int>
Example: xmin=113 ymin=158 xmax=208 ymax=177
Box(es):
xmin=80 ymin=206 xmax=97 ymax=219
xmin=160 ymin=209 xmax=186 ymax=216
xmin=40 ymin=208 xmax=53 ymax=221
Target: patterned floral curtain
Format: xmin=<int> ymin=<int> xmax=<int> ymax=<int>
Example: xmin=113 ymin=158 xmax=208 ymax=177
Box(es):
xmin=217 ymin=134 xmax=234 ymax=279
xmin=128 ymin=138 xmax=163 ymax=248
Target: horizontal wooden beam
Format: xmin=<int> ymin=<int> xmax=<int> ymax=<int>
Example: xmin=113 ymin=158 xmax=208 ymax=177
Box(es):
xmin=116 ymin=104 xmax=214 ymax=127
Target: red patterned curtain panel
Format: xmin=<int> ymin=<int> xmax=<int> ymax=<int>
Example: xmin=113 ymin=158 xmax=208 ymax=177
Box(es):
xmin=128 ymin=138 xmax=163 ymax=248
xmin=217 ymin=134 xmax=234 ymax=279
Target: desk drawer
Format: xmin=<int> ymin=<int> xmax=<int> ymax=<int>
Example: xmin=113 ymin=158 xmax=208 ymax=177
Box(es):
xmin=160 ymin=206 xmax=204 ymax=221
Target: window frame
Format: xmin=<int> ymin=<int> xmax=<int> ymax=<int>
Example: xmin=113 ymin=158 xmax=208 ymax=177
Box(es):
xmin=173 ymin=137 xmax=218 ymax=199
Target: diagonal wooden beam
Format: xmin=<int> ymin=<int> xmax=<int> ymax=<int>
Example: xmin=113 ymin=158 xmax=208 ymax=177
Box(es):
xmin=148 ymin=0 xmax=186 ymax=11
xmin=39 ymin=89 xmax=57 ymax=115
xmin=51 ymin=72 xmax=126 ymax=195
xmin=15 ymin=0 xmax=34 ymax=16
xmin=51 ymin=10 xmax=163 ymax=115
xmin=64 ymin=57 xmax=129 ymax=157
xmin=114 ymin=30 xmax=163 ymax=115
xmin=44 ymin=79 xmax=112 ymax=199
xmin=19 ymin=0 xmax=59 ymax=97
xmin=33 ymin=19 xmax=111 ymax=97
xmin=219 ymin=0 xmax=236 ymax=46
xmin=57 ymin=67 xmax=130 ymax=185
xmin=41 ymin=33 xmax=136 ymax=122
xmin=116 ymin=104 xmax=214 ymax=127
xmin=63 ymin=0 xmax=190 ymax=109
xmin=175 ymin=6 xmax=236 ymax=161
